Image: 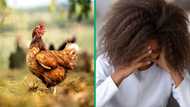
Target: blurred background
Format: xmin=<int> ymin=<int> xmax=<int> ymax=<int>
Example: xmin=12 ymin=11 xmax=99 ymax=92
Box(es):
xmin=96 ymin=0 xmax=190 ymax=107
xmin=0 ymin=0 xmax=94 ymax=107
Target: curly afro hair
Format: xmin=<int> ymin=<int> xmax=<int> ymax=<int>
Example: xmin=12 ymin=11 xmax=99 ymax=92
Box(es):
xmin=101 ymin=0 xmax=190 ymax=72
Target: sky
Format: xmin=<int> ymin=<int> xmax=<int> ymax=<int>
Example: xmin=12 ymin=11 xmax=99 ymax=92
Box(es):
xmin=6 ymin=0 xmax=69 ymax=9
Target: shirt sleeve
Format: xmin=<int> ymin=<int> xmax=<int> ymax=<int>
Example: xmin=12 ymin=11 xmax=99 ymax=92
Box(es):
xmin=172 ymin=70 xmax=190 ymax=107
xmin=96 ymin=55 xmax=119 ymax=107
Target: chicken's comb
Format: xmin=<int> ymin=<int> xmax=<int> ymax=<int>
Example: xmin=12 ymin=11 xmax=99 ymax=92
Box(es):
xmin=32 ymin=23 xmax=45 ymax=37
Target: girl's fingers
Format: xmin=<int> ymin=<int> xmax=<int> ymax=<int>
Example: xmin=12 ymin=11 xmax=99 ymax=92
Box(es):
xmin=134 ymin=50 xmax=152 ymax=63
xmin=135 ymin=61 xmax=152 ymax=68
xmin=152 ymin=52 xmax=162 ymax=65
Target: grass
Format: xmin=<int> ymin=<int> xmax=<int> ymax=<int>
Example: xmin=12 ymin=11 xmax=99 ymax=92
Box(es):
xmin=0 ymin=69 xmax=93 ymax=107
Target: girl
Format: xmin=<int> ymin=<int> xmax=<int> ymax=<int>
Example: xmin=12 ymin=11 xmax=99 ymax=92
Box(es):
xmin=96 ymin=0 xmax=190 ymax=107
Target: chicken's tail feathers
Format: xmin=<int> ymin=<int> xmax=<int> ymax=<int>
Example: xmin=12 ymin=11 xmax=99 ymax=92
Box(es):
xmin=66 ymin=43 xmax=80 ymax=52
xmin=66 ymin=36 xmax=76 ymax=44
xmin=58 ymin=36 xmax=77 ymax=50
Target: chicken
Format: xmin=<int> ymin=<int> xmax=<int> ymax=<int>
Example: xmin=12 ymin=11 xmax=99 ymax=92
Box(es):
xmin=26 ymin=23 xmax=79 ymax=88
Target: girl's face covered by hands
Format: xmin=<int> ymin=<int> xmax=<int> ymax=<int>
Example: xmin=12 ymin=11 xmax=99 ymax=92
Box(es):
xmin=138 ymin=39 xmax=161 ymax=71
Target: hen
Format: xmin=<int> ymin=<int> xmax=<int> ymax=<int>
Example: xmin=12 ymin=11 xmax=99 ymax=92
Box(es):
xmin=26 ymin=23 xmax=79 ymax=88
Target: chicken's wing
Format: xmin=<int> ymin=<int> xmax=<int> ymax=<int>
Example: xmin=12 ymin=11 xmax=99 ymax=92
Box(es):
xmin=36 ymin=48 xmax=77 ymax=70
xmin=36 ymin=51 xmax=58 ymax=69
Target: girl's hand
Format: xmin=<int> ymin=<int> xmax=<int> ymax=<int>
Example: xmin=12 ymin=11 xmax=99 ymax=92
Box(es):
xmin=153 ymin=50 xmax=184 ymax=87
xmin=111 ymin=49 xmax=152 ymax=86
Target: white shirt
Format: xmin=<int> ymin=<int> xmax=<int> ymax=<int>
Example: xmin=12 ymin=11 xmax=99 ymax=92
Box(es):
xmin=96 ymin=54 xmax=190 ymax=107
